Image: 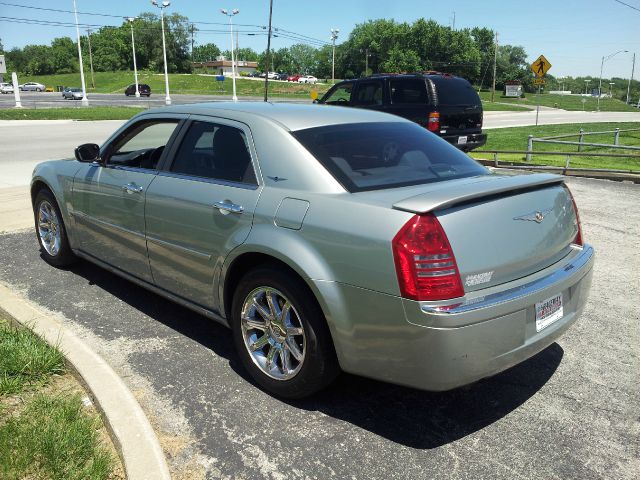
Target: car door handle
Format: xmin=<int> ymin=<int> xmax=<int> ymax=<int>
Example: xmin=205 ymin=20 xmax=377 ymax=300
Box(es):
xmin=122 ymin=183 xmax=144 ymax=194
xmin=213 ymin=200 xmax=244 ymax=214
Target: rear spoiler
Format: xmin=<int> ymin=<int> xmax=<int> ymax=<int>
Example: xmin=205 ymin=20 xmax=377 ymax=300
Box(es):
xmin=392 ymin=173 xmax=565 ymax=214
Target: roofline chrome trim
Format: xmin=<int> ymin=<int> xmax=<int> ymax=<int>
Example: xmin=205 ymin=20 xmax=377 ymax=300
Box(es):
xmin=421 ymin=244 xmax=594 ymax=315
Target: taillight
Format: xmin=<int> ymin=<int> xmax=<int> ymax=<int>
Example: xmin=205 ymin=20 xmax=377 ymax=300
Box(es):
xmin=392 ymin=214 xmax=464 ymax=301
xmin=427 ymin=112 xmax=440 ymax=132
xmin=565 ymin=187 xmax=584 ymax=246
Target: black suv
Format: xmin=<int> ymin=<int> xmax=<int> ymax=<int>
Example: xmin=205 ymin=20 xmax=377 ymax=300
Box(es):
xmin=317 ymin=73 xmax=486 ymax=151
xmin=124 ymin=84 xmax=151 ymax=97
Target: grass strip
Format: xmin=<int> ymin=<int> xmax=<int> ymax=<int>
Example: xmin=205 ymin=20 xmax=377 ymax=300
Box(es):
xmin=478 ymin=91 xmax=638 ymax=112
xmin=472 ymin=122 xmax=640 ymax=171
xmin=0 ymin=319 xmax=65 ymax=395
xmin=0 ymin=393 xmax=114 ymax=480
xmin=0 ymin=107 xmax=145 ymax=121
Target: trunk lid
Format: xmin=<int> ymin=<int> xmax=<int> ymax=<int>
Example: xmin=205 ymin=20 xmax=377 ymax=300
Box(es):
xmin=429 ymin=76 xmax=483 ymax=134
xmin=391 ymin=173 xmax=578 ymax=292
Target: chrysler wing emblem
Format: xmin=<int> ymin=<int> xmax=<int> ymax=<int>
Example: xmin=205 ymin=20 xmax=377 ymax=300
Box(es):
xmin=513 ymin=207 xmax=553 ymax=224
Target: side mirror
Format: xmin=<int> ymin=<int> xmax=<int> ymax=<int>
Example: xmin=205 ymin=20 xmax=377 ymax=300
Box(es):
xmin=74 ymin=143 xmax=100 ymax=163
xmin=312 ymin=99 xmax=319 ymax=104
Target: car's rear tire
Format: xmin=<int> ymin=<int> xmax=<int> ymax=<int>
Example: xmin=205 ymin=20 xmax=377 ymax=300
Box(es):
xmin=231 ymin=266 xmax=339 ymax=399
xmin=36 ymin=88 xmax=42 ymax=92
xmin=33 ymin=189 xmax=77 ymax=267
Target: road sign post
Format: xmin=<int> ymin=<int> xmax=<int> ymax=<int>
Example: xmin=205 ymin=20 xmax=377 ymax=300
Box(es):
xmin=531 ymin=55 xmax=552 ymax=126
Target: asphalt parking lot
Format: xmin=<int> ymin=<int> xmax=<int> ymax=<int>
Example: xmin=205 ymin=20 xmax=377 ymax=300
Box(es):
xmin=0 ymin=175 xmax=637 ymax=480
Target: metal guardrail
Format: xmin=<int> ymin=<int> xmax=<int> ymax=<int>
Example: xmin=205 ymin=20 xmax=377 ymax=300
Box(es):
xmin=526 ymin=127 xmax=640 ymax=160
xmin=473 ymin=149 xmax=640 ymax=172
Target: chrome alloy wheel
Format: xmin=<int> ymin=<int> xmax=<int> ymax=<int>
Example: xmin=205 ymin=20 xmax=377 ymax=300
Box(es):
xmin=241 ymin=287 xmax=306 ymax=380
xmin=37 ymin=200 xmax=61 ymax=257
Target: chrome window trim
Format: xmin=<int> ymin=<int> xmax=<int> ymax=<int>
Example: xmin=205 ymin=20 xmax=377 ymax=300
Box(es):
xmin=155 ymin=170 xmax=259 ymax=190
xmin=421 ymin=244 xmax=594 ymax=315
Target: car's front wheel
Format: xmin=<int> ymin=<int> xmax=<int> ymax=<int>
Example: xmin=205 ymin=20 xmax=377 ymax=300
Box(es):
xmin=231 ymin=267 xmax=339 ymax=398
xmin=33 ymin=189 xmax=77 ymax=267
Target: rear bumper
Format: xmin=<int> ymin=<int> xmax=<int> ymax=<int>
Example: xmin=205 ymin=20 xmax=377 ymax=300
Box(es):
xmin=442 ymin=132 xmax=487 ymax=151
xmin=314 ymin=244 xmax=594 ymax=392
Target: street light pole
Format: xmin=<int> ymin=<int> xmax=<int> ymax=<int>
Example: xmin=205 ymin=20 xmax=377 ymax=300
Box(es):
xmin=598 ymin=49 xmax=628 ymax=111
xmin=330 ymin=28 xmax=339 ymax=85
xmin=151 ymin=0 xmax=171 ymax=105
xmin=127 ymin=17 xmax=140 ymax=97
xmin=627 ymin=52 xmax=636 ymax=105
xmin=221 ymin=8 xmax=239 ymax=102
xmin=72 ymin=0 xmax=89 ymax=106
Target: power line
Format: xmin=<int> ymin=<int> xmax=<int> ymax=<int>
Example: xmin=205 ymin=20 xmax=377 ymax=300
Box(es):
xmin=612 ymin=0 xmax=640 ymax=13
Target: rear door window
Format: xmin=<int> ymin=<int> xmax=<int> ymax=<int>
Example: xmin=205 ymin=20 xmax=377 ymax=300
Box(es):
xmin=169 ymin=120 xmax=257 ymax=185
xmin=292 ymin=122 xmax=487 ymax=192
xmin=353 ymin=80 xmax=384 ymax=106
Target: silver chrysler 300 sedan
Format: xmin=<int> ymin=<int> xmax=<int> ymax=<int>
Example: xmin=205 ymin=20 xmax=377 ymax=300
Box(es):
xmin=31 ymin=102 xmax=594 ymax=398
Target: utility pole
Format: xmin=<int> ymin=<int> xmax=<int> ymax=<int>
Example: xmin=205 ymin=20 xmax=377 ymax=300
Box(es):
xmin=490 ymin=31 xmax=498 ymax=103
xmin=190 ymin=24 xmax=194 ymax=56
xmin=263 ymin=0 xmax=273 ymax=102
xmin=627 ymin=52 xmax=636 ymax=105
xmin=330 ymin=28 xmax=339 ymax=85
xmin=86 ymin=28 xmax=95 ymax=89
xmin=365 ymin=48 xmax=369 ymax=75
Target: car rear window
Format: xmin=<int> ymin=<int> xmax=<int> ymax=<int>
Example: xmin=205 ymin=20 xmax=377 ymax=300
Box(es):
xmin=292 ymin=122 xmax=488 ymax=192
xmin=431 ymin=77 xmax=481 ymax=105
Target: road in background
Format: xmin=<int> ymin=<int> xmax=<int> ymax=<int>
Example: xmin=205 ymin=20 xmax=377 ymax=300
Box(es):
xmin=0 ymin=91 xmax=309 ymax=110
xmin=0 ymin=175 xmax=637 ymax=479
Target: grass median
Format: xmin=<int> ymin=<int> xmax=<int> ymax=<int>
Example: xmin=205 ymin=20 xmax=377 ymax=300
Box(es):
xmin=0 ymin=106 xmax=145 ymax=121
xmin=0 ymin=316 xmax=123 ymax=480
xmin=479 ymin=91 xmax=638 ymax=112
xmin=472 ymin=122 xmax=640 ymax=171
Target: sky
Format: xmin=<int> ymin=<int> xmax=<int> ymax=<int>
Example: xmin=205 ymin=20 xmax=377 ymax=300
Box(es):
xmin=1 ymin=0 xmax=638 ymax=80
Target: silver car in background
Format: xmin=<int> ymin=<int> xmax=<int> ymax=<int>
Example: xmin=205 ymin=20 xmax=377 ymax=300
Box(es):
xmin=62 ymin=88 xmax=84 ymax=100
xmin=19 ymin=82 xmax=46 ymax=92
xmin=30 ymin=103 xmax=594 ymax=398
xmin=0 ymin=82 xmax=14 ymax=94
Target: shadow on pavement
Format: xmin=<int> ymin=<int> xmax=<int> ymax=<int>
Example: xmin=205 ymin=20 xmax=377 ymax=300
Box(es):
xmin=67 ymin=254 xmax=562 ymax=450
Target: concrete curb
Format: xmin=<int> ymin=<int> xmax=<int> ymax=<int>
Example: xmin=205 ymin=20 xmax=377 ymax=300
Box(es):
xmin=0 ymin=282 xmax=171 ymax=480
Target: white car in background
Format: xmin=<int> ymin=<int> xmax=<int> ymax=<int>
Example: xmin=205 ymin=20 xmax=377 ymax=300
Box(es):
xmin=297 ymin=75 xmax=318 ymax=84
xmin=0 ymin=82 xmax=14 ymax=94
xmin=19 ymin=82 xmax=46 ymax=92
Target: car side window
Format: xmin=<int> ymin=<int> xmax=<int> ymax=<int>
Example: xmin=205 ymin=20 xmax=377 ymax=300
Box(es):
xmin=323 ymin=83 xmax=353 ymax=105
xmin=107 ymin=120 xmax=180 ymax=170
xmin=390 ymin=79 xmax=430 ymax=104
xmin=353 ymin=81 xmax=384 ymax=106
xmin=170 ymin=121 xmax=257 ymax=185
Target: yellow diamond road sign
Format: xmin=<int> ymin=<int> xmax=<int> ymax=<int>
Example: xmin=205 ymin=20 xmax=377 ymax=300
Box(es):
xmin=531 ymin=55 xmax=551 ymax=77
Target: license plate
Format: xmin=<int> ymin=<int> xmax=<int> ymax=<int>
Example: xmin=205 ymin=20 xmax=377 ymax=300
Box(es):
xmin=457 ymin=136 xmax=468 ymax=145
xmin=535 ymin=293 xmax=564 ymax=332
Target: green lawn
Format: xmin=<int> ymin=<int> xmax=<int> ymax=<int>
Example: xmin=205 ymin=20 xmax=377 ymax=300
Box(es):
xmin=481 ymin=102 xmax=530 ymax=112
xmin=479 ymin=91 xmax=638 ymax=112
xmin=0 ymin=318 xmax=119 ymax=480
xmin=19 ymin=71 xmax=330 ymax=98
xmin=0 ymin=106 xmax=144 ymax=120
xmin=472 ymin=122 xmax=640 ymax=171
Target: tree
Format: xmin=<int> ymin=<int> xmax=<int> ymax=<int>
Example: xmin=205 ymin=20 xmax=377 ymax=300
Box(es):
xmin=192 ymin=43 xmax=220 ymax=62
